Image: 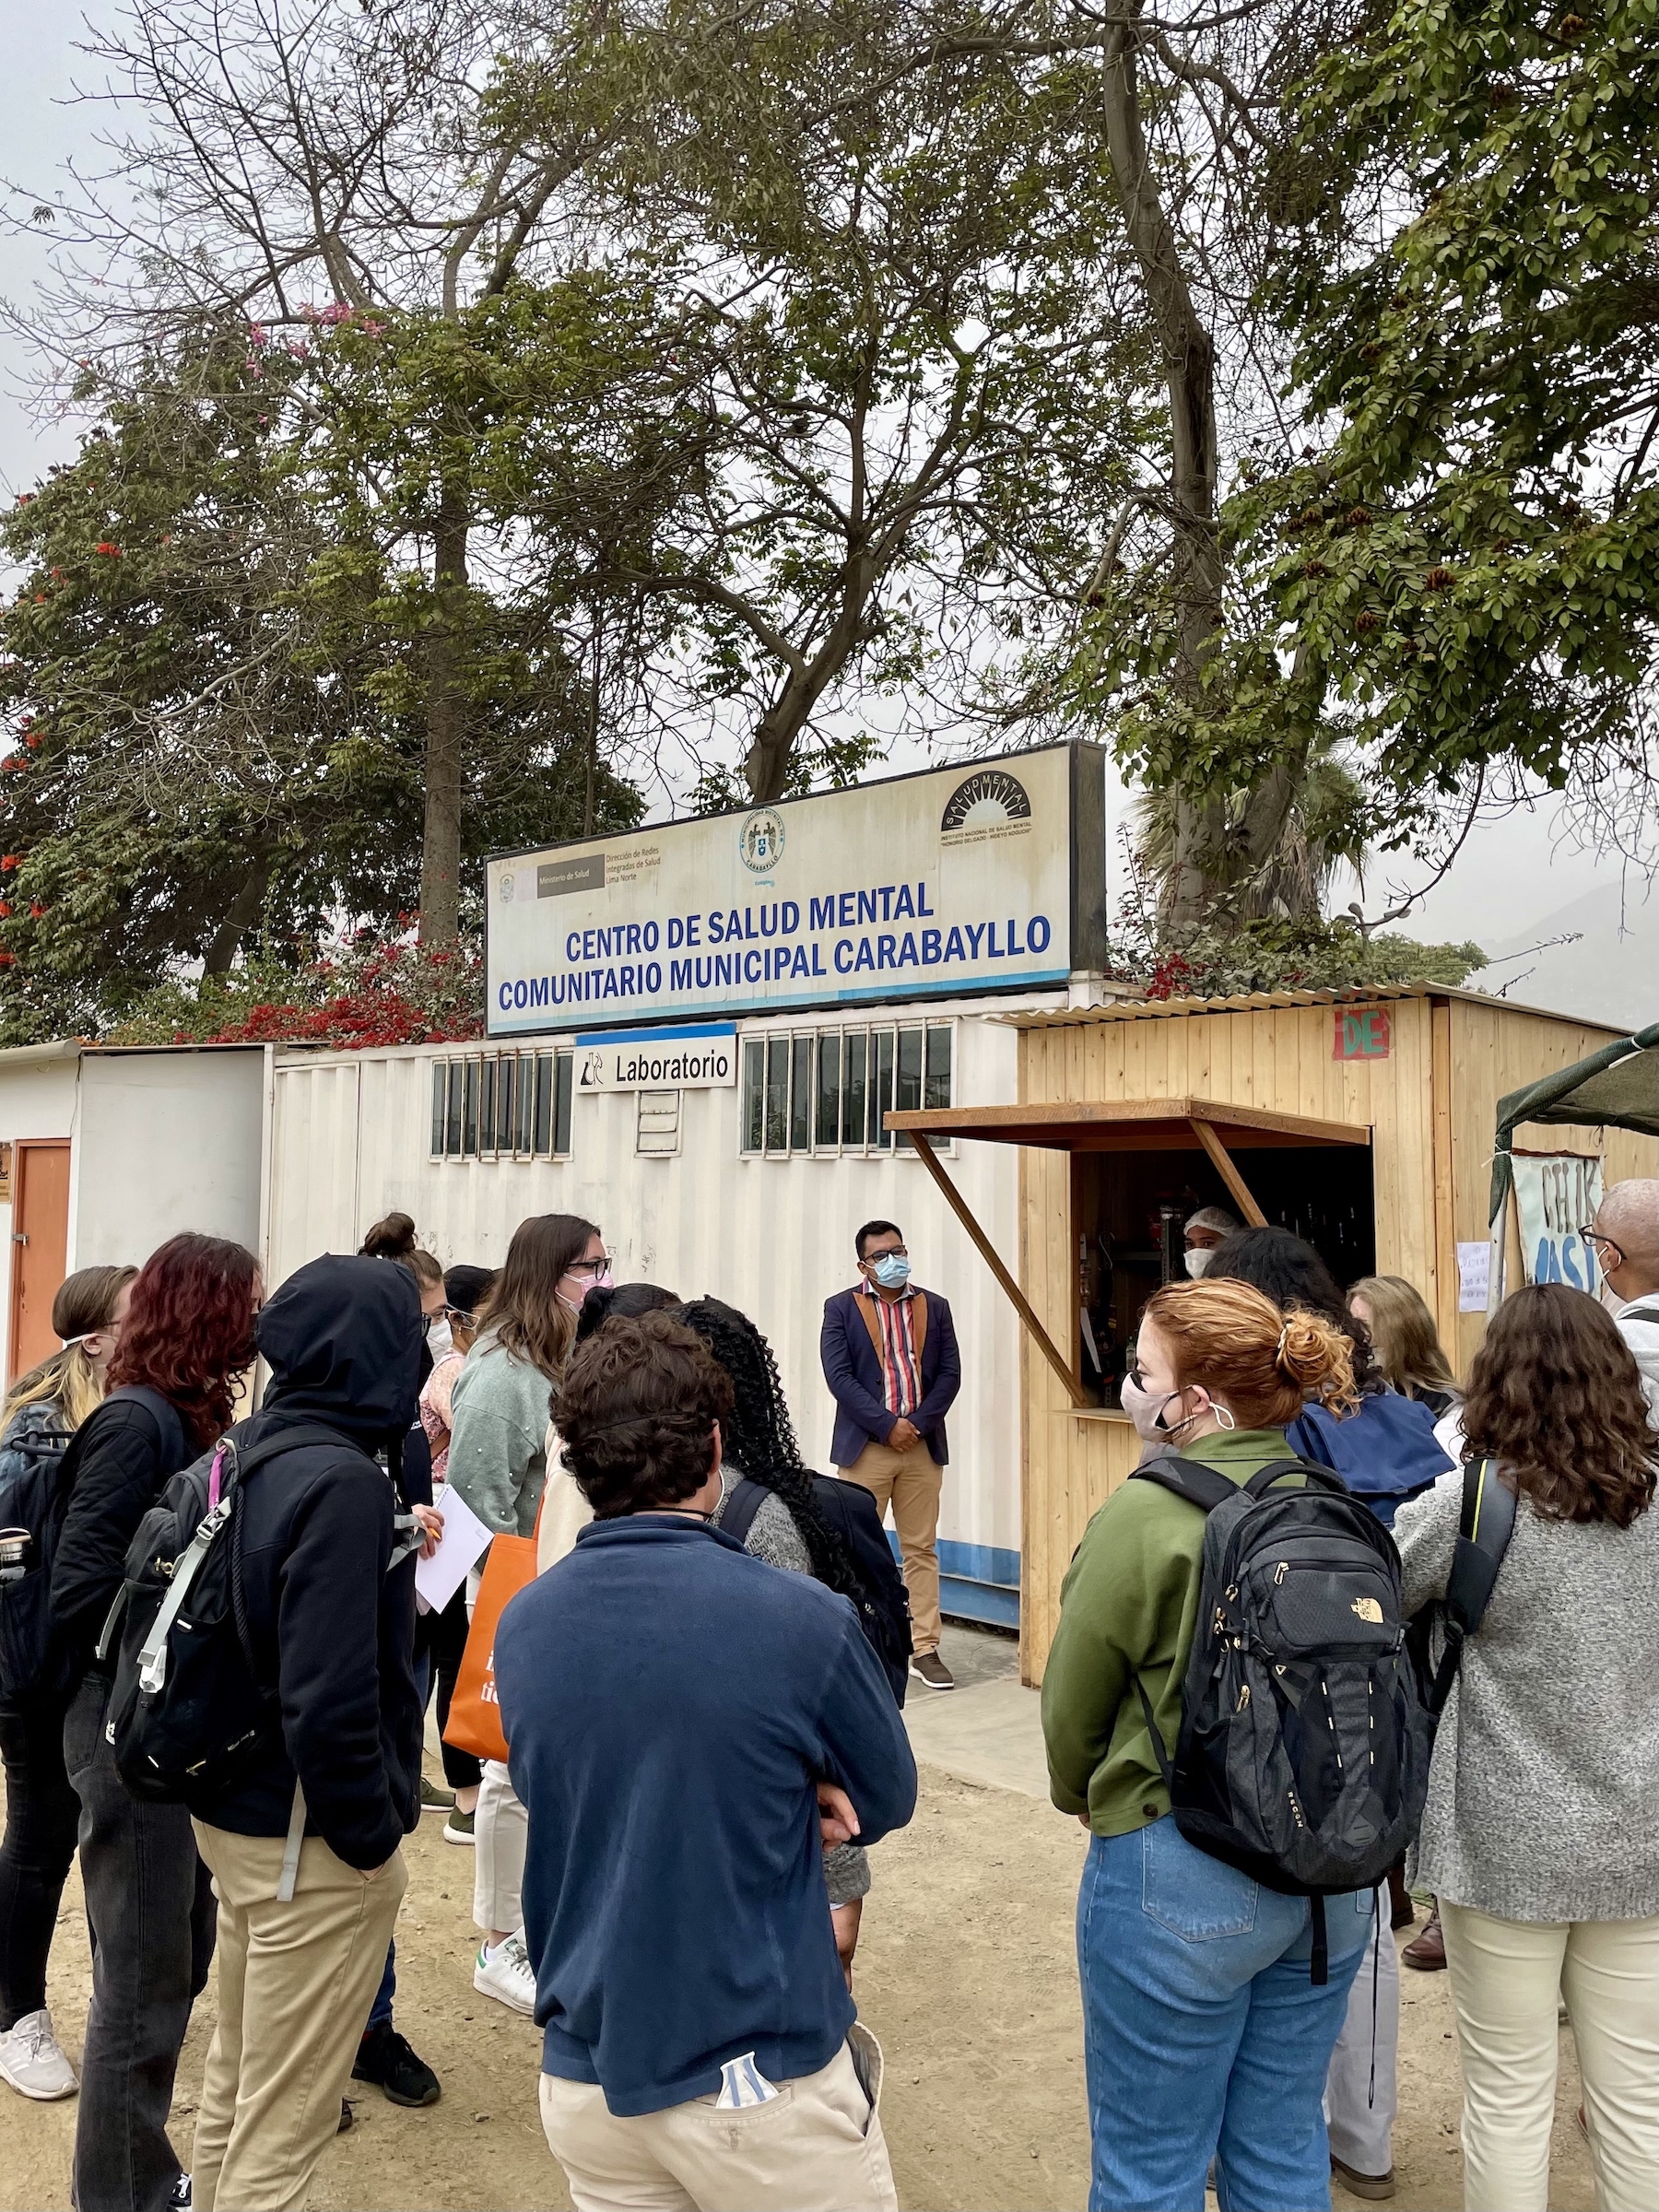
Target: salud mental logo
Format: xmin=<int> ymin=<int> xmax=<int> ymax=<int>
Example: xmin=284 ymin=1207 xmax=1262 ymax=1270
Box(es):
xmin=737 ymin=807 xmax=785 ymax=874
xmin=940 ymin=769 xmax=1031 ymax=831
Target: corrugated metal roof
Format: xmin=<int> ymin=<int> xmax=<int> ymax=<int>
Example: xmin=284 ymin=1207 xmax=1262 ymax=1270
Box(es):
xmin=1004 ymin=983 xmax=1637 ymax=1033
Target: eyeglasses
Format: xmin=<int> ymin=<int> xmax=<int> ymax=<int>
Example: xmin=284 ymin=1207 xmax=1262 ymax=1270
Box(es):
xmin=862 ymin=1245 xmax=908 ymax=1263
xmin=1580 ymin=1226 xmax=1623 ymax=1266
xmin=443 ymin=1305 xmax=477 ymax=1328
xmin=564 ymin=1256 xmax=613 ymax=1280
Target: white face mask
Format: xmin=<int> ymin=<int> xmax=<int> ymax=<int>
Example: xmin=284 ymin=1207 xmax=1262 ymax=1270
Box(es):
xmin=1184 ymin=1247 xmax=1214 ymax=1278
xmin=1119 ymin=1371 xmax=1171 ymax=1442
xmin=427 ymin=1317 xmax=453 ymax=1361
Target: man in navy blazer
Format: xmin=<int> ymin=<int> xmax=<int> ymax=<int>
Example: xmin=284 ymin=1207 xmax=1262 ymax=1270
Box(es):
xmin=821 ymin=1219 xmax=962 ymax=1689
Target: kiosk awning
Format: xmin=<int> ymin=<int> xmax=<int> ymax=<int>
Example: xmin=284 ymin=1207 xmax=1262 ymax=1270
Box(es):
xmin=886 ymin=1098 xmax=1372 ymax=1410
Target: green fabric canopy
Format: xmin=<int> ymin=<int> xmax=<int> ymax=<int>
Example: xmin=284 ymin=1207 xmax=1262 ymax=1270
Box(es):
xmin=1489 ymin=1020 xmax=1659 ymax=1223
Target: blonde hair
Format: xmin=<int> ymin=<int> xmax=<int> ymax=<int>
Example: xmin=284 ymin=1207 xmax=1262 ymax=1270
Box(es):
xmin=1348 ymin=1275 xmax=1457 ymax=1401
xmin=4 ymin=1264 xmax=138 ymax=1431
xmin=1143 ymin=1277 xmax=1359 ymax=1429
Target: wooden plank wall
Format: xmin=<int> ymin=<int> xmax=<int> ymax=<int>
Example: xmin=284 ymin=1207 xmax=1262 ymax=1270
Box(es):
xmin=1447 ymin=1000 xmax=1657 ymax=1375
xmin=1016 ymin=998 xmax=1439 ymax=1681
xmin=1015 ymin=994 xmax=1657 ymax=1682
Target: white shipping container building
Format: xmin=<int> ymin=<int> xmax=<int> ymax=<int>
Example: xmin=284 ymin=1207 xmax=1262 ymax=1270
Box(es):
xmin=0 ymin=746 xmax=1120 ymax=1630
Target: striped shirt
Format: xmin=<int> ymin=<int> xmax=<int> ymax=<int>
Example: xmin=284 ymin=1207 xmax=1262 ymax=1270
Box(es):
xmin=865 ymin=1283 xmax=921 ymax=1418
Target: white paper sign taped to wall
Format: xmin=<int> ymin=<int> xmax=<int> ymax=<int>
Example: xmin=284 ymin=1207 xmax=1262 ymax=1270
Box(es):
xmin=1456 ymin=1241 xmax=1490 ymax=1313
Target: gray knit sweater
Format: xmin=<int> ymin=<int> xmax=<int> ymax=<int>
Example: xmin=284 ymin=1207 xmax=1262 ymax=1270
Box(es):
xmin=1394 ymin=1466 xmax=1659 ymax=1922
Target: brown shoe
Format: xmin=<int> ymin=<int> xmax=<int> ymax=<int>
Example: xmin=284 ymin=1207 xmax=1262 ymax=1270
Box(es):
xmin=1402 ymin=1904 xmax=1446 ymax=1971
xmin=1331 ymin=2152 xmax=1396 ymax=2199
xmin=909 ymin=1651 xmax=955 ymax=1690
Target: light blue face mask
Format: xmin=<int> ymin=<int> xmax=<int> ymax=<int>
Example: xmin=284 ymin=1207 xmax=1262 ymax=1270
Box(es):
xmin=870 ymin=1252 xmax=911 ymax=1290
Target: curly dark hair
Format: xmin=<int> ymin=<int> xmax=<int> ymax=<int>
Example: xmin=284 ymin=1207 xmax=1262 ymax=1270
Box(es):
xmin=675 ymin=1296 xmax=865 ymax=1604
xmin=553 ymin=1312 xmax=732 ymax=1518
xmin=1205 ymin=1224 xmax=1377 ymax=1393
xmin=107 ymin=1232 xmax=262 ymax=1449
xmin=1463 ymin=1284 xmax=1656 ymax=1529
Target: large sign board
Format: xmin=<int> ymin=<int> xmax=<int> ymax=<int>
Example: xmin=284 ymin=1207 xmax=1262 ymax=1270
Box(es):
xmin=486 ymin=744 xmax=1105 ymax=1037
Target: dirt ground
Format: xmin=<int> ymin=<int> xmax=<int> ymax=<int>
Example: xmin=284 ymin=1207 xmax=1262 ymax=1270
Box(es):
xmin=5 ymin=1751 xmax=1601 ymax=2212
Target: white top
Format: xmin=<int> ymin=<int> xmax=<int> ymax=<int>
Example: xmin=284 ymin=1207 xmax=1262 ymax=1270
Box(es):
xmin=1612 ymin=1293 xmax=1659 ymax=1431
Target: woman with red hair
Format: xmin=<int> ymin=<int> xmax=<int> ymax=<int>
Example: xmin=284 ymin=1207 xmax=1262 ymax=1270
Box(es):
xmin=52 ymin=1232 xmax=261 ymax=2212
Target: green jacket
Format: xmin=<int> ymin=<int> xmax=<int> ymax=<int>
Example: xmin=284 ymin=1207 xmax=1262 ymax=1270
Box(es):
xmin=445 ymin=1333 xmax=554 ymax=1537
xmin=1041 ymin=1429 xmax=1300 ymax=1836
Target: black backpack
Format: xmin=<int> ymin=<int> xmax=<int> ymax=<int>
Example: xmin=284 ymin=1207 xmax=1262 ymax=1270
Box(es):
xmin=722 ymin=1473 xmax=912 ymax=1707
xmin=0 ymin=1385 xmax=185 ymax=1703
xmin=100 ymin=1419 xmax=359 ymax=1803
xmin=1129 ymin=1453 xmax=1431 ymax=1983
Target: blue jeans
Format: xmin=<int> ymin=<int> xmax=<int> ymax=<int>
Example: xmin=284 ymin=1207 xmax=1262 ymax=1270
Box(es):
xmin=1077 ymin=1818 xmax=1371 ymax=2212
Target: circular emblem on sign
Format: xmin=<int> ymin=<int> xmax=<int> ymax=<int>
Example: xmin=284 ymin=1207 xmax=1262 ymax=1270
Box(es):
xmin=499 ymin=871 xmax=516 ymax=904
xmin=738 ymin=807 xmax=786 ymax=874
xmin=941 ymin=769 xmax=1032 ymax=831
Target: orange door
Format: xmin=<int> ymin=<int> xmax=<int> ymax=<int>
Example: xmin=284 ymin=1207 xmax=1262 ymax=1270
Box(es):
xmin=9 ymin=1141 xmax=71 ymax=1383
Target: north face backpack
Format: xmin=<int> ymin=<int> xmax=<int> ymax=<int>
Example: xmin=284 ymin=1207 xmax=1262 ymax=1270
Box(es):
xmin=99 ymin=1419 xmax=363 ymax=1804
xmin=0 ymin=1385 xmax=185 ymax=1703
xmin=722 ymin=1472 xmax=913 ymax=1706
xmin=1129 ymin=1453 xmax=1431 ymax=1983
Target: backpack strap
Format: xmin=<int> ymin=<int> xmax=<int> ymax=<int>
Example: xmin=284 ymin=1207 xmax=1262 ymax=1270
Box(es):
xmin=1426 ymin=1460 xmax=1515 ymax=1715
xmin=1618 ymin=1301 xmax=1659 ymax=1325
xmin=1128 ymin=1453 xmax=1240 ymax=1513
xmin=718 ymin=1477 xmax=770 ymax=1551
xmin=1243 ymin=1456 xmax=1349 ymax=1500
xmin=103 ymin=1385 xmax=189 ymax=1477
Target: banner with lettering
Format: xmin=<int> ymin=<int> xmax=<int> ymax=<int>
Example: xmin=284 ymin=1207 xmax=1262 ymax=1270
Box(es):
xmin=1512 ymin=1152 xmax=1604 ymax=1295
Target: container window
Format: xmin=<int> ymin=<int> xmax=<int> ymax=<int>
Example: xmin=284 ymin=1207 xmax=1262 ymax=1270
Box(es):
xmin=534 ymin=1053 xmax=553 ymax=1155
xmin=873 ymin=1030 xmax=895 ymax=1149
xmin=742 ymin=1040 xmax=764 ymax=1153
xmin=764 ymin=1037 xmax=789 ymax=1153
xmin=790 ymin=1036 xmax=813 ymax=1151
xmin=445 ymin=1061 xmax=464 ymax=1156
xmin=430 ymin=1064 xmax=446 ymax=1157
xmin=924 ymin=1026 xmax=952 ymax=1110
xmin=841 ymin=1031 xmax=867 ymax=1148
xmin=463 ymin=1060 xmax=480 ymax=1156
xmin=495 ymin=1057 xmax=516 ymax=1153
xmin=480 ymin=1059 xmax=497 ymax=1156
xmin=553 ymin=1051 xmax=573 ymax=1156
xmin=816 ymin=1033 xmax=841 ymax=1147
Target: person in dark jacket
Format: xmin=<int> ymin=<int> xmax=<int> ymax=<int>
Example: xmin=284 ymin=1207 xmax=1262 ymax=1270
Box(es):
xmin=51 ymin=1232 xmax=261 ymax=2212
xmin=0 ymin=1264 xmax=134 ymax=2107
xmin=820 ymin=1218 xmax=961 ymax=1689
xmin=500 ymin=1311 xmax=915 ymax=2212
xmin=182 ymin=1253 xmax=425 ymax=2212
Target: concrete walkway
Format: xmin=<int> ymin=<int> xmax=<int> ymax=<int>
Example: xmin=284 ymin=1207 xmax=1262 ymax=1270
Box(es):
xmin=903 ymin=1622 xmax=1051 ymax=1800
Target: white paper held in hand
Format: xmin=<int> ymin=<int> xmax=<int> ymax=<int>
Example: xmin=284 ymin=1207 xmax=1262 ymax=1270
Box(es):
xmin=413 ymin=1483 xmax=495 ymax=1615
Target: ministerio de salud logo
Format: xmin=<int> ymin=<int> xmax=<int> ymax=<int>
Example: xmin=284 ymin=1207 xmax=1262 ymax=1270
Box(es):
xmin=737 ymin=806 xmax=786 ymax=875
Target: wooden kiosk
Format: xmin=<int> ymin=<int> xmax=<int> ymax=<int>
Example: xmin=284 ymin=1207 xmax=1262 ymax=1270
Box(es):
xmin=888 ymin=984 xmax=1657 ymax=1684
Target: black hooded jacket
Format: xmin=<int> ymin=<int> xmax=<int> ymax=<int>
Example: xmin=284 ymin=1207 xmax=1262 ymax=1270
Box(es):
xmin=182 ymin=1255 xmax=424 ymax=1870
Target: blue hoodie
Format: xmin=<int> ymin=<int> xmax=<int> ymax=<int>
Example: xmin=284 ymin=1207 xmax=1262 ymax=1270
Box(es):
xmin=496 ymin=1513 xmax=917 ymax=2116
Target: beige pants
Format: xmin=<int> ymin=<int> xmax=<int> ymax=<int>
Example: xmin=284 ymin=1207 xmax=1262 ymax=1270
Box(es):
xmin=474 ymin=1757 xmax=529 ymax=1935
xmin=538 ymin=2030 xmax=897 ymax=2212
xmin=190 ymin=1821 xmax=406 ymax=2212
xmin=838 ymin=1440 xmax=942 ymax=1655
xmin=1440 ymin=1900 xmax=1659 ymax=2212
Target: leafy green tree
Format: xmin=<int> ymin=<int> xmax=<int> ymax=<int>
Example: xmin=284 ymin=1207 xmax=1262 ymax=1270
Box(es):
xmin=1229 ymin=0 xmax=1659 ymax=846
xmin=0 ymin=332 xmax=636 ymax=1041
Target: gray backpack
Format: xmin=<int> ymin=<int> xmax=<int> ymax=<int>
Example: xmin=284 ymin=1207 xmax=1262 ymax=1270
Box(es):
xmin=1130 ymin=1454 xmax=1431 ymax=1983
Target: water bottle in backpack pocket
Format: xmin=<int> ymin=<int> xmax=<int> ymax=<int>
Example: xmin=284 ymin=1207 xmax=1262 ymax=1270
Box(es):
xmin=1130 ymin=1453 xmax=1432 ymax=1983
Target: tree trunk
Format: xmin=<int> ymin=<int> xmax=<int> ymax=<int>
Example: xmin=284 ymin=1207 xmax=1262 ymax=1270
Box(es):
xmin=418 ymin=488 xmax=469 ymax=947
xmin=1101 ymin=0 xmax=1224 ymax=935
xmin=202 ymin=860 xmax=270 ymax=974
xmin=583 ymin=610 xmax=601 ymax=837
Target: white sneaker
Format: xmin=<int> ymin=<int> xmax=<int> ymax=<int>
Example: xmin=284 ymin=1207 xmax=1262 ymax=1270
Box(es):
xmin=0 ymin=2008 xmax=79 ymax=2100
xmin=472 ymin=1932 xmax=537 ymax=2017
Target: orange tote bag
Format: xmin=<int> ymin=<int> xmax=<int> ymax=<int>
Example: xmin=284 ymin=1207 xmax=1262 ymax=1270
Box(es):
xmin=443 ymin=1526 xmax=538 ymax=1766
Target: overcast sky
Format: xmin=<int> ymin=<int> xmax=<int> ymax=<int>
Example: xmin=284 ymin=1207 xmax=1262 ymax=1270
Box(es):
xmin=2 ymin=11 xmax=1651 ymax=1026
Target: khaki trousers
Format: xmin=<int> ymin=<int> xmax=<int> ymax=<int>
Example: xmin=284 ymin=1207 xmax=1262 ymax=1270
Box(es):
xmin=190 ymin=1821 xmax=407 ymax=2212
xmin=1440 ymin=1900 xmax=1659 ymax=2212
xmin=838 ymin=1440 xmax=942 ymax=1654
xmin=538 ymin=2029 xmax=897 ymax=2212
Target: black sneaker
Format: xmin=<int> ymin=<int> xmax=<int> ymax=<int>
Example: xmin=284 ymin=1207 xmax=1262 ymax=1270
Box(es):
xmin=352 ymin=2019 xmax=441 ymax=2108
xmin=910 ymin=1651 xmax=955 ymax=1690
xmin=168 ymin=2178 xmax=192 ymax=2210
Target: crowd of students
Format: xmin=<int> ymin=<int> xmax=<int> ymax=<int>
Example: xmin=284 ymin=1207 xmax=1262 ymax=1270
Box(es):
xmin=0 ymin=1181 xmax=1653 ymax=2212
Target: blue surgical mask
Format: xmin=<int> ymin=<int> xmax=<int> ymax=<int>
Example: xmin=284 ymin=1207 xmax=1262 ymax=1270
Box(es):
xmin=871 ymin=1253 xmax=911 ymax=1290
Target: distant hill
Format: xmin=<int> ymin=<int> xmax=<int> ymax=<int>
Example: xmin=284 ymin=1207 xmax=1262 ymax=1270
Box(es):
xmin=1468 ymin=882 xmax=1658 ymax=1030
